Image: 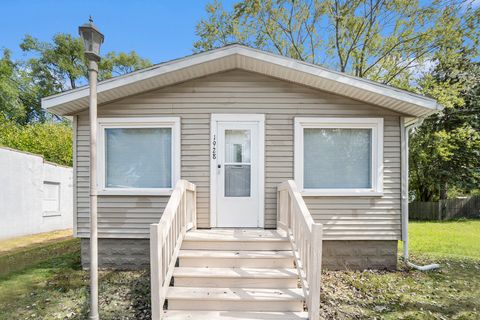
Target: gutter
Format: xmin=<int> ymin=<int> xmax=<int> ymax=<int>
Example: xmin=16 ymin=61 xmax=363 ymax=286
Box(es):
xmin=401 ymin=116 xmax=440 ymax=271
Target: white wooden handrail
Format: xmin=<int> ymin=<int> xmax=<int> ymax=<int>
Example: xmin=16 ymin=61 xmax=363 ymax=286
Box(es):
xmin=150 ymin=180 xmax=197 ymax=320
xmin=278 ymin=180 xmax=322 ymax=320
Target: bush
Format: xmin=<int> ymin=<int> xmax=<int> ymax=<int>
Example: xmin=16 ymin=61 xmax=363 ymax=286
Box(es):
xmin=0 ymin=116 xmax=72 ymax=166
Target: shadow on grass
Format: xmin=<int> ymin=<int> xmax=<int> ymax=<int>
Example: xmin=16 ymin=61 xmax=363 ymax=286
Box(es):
xmin=70 ymin=269 xmax=152 ymax=320
xmin=0 ymin=238 xmax=80 ymax=277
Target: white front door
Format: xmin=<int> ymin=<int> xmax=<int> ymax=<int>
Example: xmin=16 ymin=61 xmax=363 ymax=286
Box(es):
xmin=211 ymin=115 xmax=264 ymax=227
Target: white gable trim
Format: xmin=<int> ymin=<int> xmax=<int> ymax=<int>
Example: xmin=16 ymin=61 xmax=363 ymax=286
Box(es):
xmin=42 ymin=45 xmax=441 ymax=117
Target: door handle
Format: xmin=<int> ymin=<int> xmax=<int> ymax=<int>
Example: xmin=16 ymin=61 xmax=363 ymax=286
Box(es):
xmin=218 ymin=164 xmax=221 ymax=169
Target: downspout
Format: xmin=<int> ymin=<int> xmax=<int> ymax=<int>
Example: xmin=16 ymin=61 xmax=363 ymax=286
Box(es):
xmin=401 ymin=116 xmax=440 ymax=271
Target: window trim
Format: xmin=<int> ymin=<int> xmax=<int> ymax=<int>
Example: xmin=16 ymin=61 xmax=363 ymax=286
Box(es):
xmin=43 ymin=181 xmax=61 ymax=217
xmin=97 ymin=117 xmax=181 ymax=196
xmin=294 ymin=117 xmax=384 ymax=196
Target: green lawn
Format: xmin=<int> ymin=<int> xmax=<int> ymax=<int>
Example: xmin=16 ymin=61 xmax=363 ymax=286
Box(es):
xmin=0 ymin=221 xmax=479 ymax=319
xmin=406 ymin=220 xmax=480 ymax=258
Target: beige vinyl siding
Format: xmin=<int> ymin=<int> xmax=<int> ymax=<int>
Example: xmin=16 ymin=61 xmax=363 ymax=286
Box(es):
xmin=75 ymin=69 xmax=402 ymax=240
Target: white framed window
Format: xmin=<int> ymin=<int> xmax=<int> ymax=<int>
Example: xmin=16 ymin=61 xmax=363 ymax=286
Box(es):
xmin=43 ymin=181 xmax=61 ymax=216
xmin=97 ymin=117 xmax=181 ymax=195
xmin=294 ymin=117 xmax=383 ymax=196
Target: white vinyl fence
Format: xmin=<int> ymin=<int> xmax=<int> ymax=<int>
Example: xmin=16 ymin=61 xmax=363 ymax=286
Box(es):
xmin=0 ymin=147 xmax=73 ymax=240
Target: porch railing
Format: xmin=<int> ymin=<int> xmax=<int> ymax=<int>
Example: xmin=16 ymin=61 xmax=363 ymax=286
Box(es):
xmin=150 ymin=180 xmax=197 ymax=320
xmin=278 ymin=180 xmax=323 ymax=320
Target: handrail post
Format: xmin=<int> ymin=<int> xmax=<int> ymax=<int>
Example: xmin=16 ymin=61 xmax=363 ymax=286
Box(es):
xmin=309 ymin=223 xmax=323 ymax=320
xmin=150 ymin=223 xmax=163 ymax=320
xmin=192 ymin=187 xmax=197 ymax=229
xmin=277 ymin=189 xmax=281 ymax=226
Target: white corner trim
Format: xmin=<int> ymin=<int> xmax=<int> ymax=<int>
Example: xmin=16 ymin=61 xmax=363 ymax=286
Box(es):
xmin=294 ymin=117 xmax=384 ymax=197
xmin=72 ymin=115 xmax=78 ymax=237
xmin=400 ymin=117 xmax=409 ymax=241
xmin=96 ymin=117 xmax=181 ymax=196
xmin=210 ymin=114 xmax=265 ymax=227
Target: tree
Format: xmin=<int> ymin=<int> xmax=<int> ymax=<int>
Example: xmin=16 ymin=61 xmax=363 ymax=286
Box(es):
xmin=195 ymin=0 xmax=479 ymax=88
xmin=0 ymin=49 xmax=46 ymax=124
xmin=20 ymin=34 xmax=85 ymax=92
xmin=17 ymin=33 xmax=152 ymax=123
xmin=0 ymin=33 xmax=153 ymax=165
xmin=0 ymin=49 xmax=25 ymax=122
xmin=0 ymin=115 xmax=73 ymax=166
xmin=99 ymin=51 xmax=152 ymax=80
xmin=410 ymin=57 xmax=480 ymax=201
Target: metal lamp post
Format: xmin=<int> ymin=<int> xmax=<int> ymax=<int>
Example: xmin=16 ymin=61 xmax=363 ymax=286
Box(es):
xmin=79 ymin=17 xmax=104 ymax=320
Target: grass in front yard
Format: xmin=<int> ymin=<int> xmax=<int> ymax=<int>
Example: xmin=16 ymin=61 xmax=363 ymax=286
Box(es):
xmin=406 ymin=220 xmax=480 ymax=258
xmin=320 ymin=220 xmax=480 ymax=319
xmin=0 ymin=229 xmax=72 ymax=254
xmin=320 ymin=254 xmax=480 ymax=319
xmin=0 ymin=239 xmax=150 ymax=320
xmin=1 ymin=221 xmax=479 ymax=319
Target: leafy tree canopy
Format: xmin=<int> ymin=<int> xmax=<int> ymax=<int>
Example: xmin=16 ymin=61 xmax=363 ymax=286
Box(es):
xmin=410 ymin=57 xmax=480 ymax=201
xmin=0 ymin=32 xmax=152 ymax=165
xmin=0 ymin=33 xmax=153 ymax=124
xmin=0 ymin=49 xmax=25 ymax=122
xmin=0 ymin=115 xmax=73 ymax=166
xmin=195 ymin=0 xmax=479 ymax=89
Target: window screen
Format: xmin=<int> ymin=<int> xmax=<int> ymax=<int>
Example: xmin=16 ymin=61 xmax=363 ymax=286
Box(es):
xmin=303 ymin=128 xmax=372 ymax=189
xmin=105 ymin=128 xmax=172 ymax=188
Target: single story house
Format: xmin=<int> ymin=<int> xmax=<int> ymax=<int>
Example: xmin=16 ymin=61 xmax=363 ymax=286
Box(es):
xmin=42 ymin=44 xmax=440 ymax=319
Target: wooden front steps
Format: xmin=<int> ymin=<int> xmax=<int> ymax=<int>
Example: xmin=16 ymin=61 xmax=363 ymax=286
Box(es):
xmin=163 ymin=229 xmax=307 ymax=319
xmin=173 ymin=267 xmax=299 ymax=288
xmin=181 ymin=229 xmax=291 ymax=251
xmin=163 ymin=311 xmax=309 ymax=320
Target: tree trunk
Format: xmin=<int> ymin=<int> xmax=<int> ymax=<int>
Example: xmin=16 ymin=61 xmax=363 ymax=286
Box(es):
xmin=439 ymin=180 xmax=448 ymax=200
xmin=438 ymin=180 xmax=448 ymax=220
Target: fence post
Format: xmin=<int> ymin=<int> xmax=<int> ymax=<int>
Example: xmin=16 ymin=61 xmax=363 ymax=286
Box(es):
xmin=309 ymin=223 xmax=323 ymax=320
xmin=438 ymin=200 xmax=443 ymax=221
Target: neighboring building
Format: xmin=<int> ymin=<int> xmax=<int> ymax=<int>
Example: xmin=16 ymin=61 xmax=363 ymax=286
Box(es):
xmin=41 ymin=45 xmax=441 ymax=271
xmin=0 ymin=147 xmax=73 ymax=240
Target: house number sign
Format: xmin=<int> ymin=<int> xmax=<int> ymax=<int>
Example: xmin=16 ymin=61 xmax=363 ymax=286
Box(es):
xmin=212 ymin=134 xmax=217 ymax=159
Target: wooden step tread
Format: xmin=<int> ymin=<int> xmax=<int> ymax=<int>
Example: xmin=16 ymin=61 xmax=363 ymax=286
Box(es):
xmin=185 ymin=229 xmax=288 ymax=242
xmin=166 ymin=287 xmax=305 ymax=301
xmin=163 ymin=310 xmax=309 ymax=319
xmin=174 ymin=267 xmax=298 ymax=279
xmin=179 ymin=250 xmax=293 ymax=259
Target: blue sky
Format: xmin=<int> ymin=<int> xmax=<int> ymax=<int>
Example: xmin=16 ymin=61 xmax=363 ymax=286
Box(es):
xmin=0 ymin=0 xmax=235 ymax=63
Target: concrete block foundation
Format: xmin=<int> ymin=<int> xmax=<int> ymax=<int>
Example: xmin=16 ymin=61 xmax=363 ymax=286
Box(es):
xmin=322 ymin=240 xmax=398 ymax=270
xmin=81 ymin=238 xmax=397 ymax=271
xmin=81 ymin=238 xmax=150 ymax=270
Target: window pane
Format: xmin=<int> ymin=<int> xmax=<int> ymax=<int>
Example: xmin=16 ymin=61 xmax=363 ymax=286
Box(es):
xmin=225 ymin=130 xmax=251 ymax=163
xmin=304 ymin=128 xmax=372 ymax=188
xmin=225 ymin=164 xmax=251 ymax=197
xmin=106 ymin=128 xmax=172 ymax=188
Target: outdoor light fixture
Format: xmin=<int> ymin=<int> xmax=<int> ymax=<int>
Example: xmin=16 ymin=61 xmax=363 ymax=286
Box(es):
xmin=79 ymin=16 xmax=103 ymax=320
xmin=79 ymin=17 xmax=104 ymax=62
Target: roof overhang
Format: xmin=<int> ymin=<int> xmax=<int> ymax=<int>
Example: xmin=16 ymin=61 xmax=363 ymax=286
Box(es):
xmin=42 ymin=44 xmax=442 ymax=117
